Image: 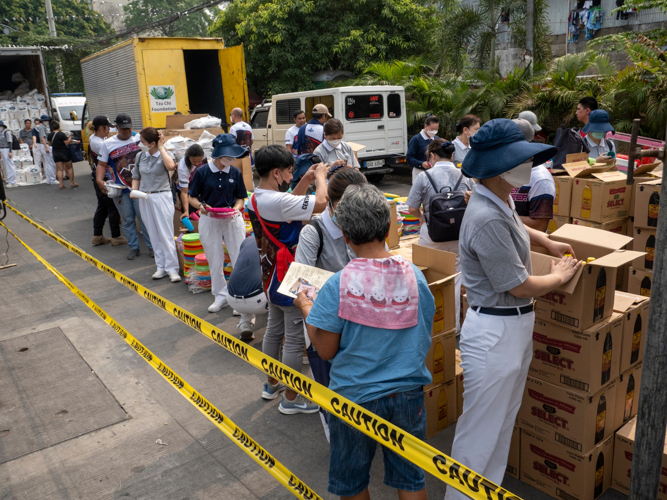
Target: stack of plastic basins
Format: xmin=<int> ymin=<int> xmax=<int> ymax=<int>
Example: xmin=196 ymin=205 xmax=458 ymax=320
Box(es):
xmin=194 ymin=253 xmax=211 ymax=290
xmin=182 ymin=233 xmax=204 ymax=282
xmin=223 ymin=245 xmax=233 ymax=281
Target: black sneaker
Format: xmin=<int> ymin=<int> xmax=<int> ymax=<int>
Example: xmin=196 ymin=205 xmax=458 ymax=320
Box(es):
xmin=127 ymin=248 xmax=140 ymax=260
xmin=149 ymin=249 xmax=154 ymax=258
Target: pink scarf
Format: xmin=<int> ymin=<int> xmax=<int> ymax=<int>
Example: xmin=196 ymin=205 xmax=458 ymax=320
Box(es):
xmin=339 ymin=256 xmax=419 ymax=329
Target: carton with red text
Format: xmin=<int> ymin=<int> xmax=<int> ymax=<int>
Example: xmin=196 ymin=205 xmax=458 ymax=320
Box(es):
xmin=613 ymin=363 xmax=642 ymax=432
xmin=613 ymin=291 xmax=650 ymax=373
xmin=518 ymin=375 xmax=617 ymax=454
xmin=521 ymin=428 xmax=613 ymax=500
xmin=529 ymin=314 xmax=622 ymax=395
xmin=507 ymin=425 xmax=521 ymax=479
xmin=570 ymin=170 xmax=630 ymax=223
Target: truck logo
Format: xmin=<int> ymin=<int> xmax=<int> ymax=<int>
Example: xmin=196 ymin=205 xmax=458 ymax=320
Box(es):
xmin=150 ymin=86 xmax=175 ymax=100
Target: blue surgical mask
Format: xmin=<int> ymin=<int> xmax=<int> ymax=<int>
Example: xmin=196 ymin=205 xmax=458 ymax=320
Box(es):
xmin=590 ymin=132 xmax=606 ymax=140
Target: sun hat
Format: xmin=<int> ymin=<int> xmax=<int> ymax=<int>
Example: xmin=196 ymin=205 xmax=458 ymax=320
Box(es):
xmin=461 ymin=119 xmax=557 ymax=179
xmin=312 ymin=103 xmax=332 ymax=118
xmin=40 ymin=114 xmax=50 ymax=121
xmin=0 ymin=121 xmax=5 ymax=129
xmin=518 ymin=110 xmax=542 ymax=131
xmin=512 ymin=119 xmax=535 ymax=142
xmin=582 ymin=109 xmax=615 ymax=134
xmin=211 ymin=133 xmax=246 ymax=159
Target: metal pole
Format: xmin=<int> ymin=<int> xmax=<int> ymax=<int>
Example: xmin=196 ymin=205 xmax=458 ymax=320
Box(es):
xmin=629 ymin=119 xmax=667 ymax=500
xmin=44 ymin=0 xmax=65 ymax=93
xmin=526 ymin=0 xmax=534 ymax=74
xmin=627 ymin=119 xmax=640 ymax=186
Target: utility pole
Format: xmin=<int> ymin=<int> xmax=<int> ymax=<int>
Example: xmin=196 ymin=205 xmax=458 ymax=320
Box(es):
xmin=526 ymin=0 xmax=534 ymax=75
xmin=44 ymin=0 xmax=65 ymax=93
xmin=629 ymin=119 xmax=667 ymax=500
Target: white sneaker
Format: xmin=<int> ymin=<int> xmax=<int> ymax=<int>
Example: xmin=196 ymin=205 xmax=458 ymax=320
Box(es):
xmin=5 ymin=183 xmax=17 ymax=188
xmin=152 ymin=270 xmax=168 ymax=280
xmin=169 ymin=273 xmax=181 ymax=283
xmin=232 ymin=310 xmax=241 ymax=317
xmin=238 ymin=320 xmax=254 ymax=341
xmin=208 ymin=298 xmax=228 ymax=313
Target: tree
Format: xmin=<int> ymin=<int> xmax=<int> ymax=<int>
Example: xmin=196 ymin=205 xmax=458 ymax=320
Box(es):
xmin=612 ymin=0 xmax=667 ymax=13
xmin=208 ymin=0 xmax=435 ymax=96
xmin=124 ymin=0 xmax=212 ymax=37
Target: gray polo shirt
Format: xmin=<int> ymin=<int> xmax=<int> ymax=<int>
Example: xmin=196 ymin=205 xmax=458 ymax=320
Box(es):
xmin=132 ymin=151 xmax=171 ymax=192
xmin=37 ymin=123 xmax=48 ymax=141
xmin=19 ymin=129 xmax=33 ymax=146
xmin=295 ymin=210 xmax=355 ymax=272
xmin=459 ymin=184 xmax=532 ymax=308
xmin=406 ymin=161 xmax=476 ymax=222
xmin=313 ymin=140 xmax=360 ymax=168
xmin=585 ymin=135 xmax=616 ymax=159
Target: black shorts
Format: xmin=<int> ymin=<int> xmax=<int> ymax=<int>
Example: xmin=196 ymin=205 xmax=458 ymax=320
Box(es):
xmin=53 ymin=149 xmax=72 ymax=163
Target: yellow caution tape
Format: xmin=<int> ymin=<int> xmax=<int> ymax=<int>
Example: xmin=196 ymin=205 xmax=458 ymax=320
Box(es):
xmin=0 ymin=222 xmax=322 ymax=500
xmin=5 ymin=202 xmax=522 ymax=500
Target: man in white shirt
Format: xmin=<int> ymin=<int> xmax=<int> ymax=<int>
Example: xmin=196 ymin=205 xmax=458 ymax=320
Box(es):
xmin=229 ymin=107 xmax=254 ymax=152
xmin=285 ymin=109 xmax=306 ymax=155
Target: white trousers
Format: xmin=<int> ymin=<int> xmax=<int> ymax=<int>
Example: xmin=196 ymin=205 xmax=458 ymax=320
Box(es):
xmin=40 ymin=144 xmax=57 ymax=184
xmin=226 ymin=294 xmax=261 ymax=324
xmin=33 ymin=142 xmax=43 ymax=174
xmin=138 ymin=192 xmax=179 ymax=274
xmin=0 ymin=149 xmax=15 ymax=185
xmin=445 ymin=308 xmax=534 ymax=500
xmin=199 ymin=213 xmax=246 ymax=302
xmin=418 ymin=225 xmax=461 ymax=332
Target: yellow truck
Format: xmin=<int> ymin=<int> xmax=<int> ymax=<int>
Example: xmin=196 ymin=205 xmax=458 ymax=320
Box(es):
xmin=80 ymin=37 xmax=249 ymax=152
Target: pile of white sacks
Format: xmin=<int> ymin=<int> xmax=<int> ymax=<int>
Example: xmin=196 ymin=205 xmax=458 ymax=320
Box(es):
xmin=0 ymin=73 xmax=49 ymax=136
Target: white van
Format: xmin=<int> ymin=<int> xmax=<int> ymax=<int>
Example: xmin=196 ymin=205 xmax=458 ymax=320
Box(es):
xmin=250 ymin=86 xmax=407 ymax=181
xmin=50 ymin=93 xmax=86 ymax=140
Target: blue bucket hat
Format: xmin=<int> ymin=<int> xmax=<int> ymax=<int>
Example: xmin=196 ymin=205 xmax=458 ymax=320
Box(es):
xmin=0 ymin=121 xmax=5 ymax=129
xmin=582 ymin=109 xmax=615 ymax=134
xmin=40 ymin=114 xmax=51 ymax=121
xmin=211 ymin=133 xmax=246 ymax=159
xmin=461 ymin=119 xmax=558 ymax=179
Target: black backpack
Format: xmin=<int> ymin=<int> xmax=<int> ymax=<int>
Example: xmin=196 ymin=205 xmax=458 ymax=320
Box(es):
xmin=552 ymin=126 xmax=589 ymax=169
xmin=424 ymin=170 xmax=467 ymax=242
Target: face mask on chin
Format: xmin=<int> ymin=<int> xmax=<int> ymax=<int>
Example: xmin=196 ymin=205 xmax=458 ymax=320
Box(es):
xmin=500 ymin=161 xmax=533 ymax=188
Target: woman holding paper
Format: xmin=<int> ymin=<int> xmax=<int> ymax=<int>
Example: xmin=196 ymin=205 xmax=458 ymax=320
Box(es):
xmin=445 ymin=119 xmax=581 ymax=500
xmin=131 ymin=127 xmax=180 ymax=283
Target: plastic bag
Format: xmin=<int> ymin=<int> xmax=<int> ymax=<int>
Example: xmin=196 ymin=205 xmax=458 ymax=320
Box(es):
xmin=11 ymin=73 xmax=25 ymax=83
xmin=184 ymin=115 xmax=221 ymax=129
xmin=197 ymin=130 xmax=216 ymax=150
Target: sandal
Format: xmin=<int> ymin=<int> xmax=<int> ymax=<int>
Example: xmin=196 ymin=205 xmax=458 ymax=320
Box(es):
xmin=70 ymin=183 xmax=79 ymax=188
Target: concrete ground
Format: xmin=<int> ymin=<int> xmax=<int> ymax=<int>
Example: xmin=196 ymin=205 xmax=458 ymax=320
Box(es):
xmin=0 ymin=163 xmax=626 ymax=500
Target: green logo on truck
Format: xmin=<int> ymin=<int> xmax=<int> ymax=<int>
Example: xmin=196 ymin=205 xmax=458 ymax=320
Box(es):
xmin=150 ymin=87 xmax=174 ymax=100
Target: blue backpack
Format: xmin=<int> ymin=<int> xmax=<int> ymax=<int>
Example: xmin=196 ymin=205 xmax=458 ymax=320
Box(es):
xmin=291 ymin=154 xmax=318 ymax=189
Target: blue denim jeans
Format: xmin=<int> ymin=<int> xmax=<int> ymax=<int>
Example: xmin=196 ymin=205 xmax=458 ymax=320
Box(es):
xmin=328 ymin=388 xmax=426 ymax=496
xmin=114 ymin=192 xmax=152 ymax=251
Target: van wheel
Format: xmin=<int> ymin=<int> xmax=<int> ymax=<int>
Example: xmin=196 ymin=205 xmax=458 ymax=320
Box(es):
xmin=365 ymin=173 xmax=384 ymax=184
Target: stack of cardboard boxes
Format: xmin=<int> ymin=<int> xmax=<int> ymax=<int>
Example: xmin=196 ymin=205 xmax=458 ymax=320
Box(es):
xmin=410 ymin=245 xmax=459 ymax=439
xmin=514 ymin=225 xmax=646 ymax=500
xmin=628 ymin=177 xmax=661 ymax=297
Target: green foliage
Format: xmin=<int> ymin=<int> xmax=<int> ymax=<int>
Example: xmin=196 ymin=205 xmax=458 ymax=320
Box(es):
xmin=208 ymin=0 xmax=435 ymax=97
xmin=611 ymin=0 xmax=667 ymax=13
xmin=124 ymin=0 xmax=211 ymax=37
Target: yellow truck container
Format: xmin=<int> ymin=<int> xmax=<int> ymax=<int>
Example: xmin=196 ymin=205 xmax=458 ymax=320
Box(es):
xmin=80 ymin=37 xmax=248 ymax=133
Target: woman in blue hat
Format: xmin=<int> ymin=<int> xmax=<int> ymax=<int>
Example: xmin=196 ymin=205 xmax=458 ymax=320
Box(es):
xmin=445 ymin=119 xmax=582 ymax=500
xmin=187 ymin=134 xmax=251 ymax=324
xmin=583 ymin=109 xmax=616 ymax=162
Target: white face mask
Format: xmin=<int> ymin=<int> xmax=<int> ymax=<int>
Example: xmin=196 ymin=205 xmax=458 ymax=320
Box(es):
xmin=500 ymin=161 xmax=533 ymax=188
xmin=328 ymin=139 xmax=342 ymax=148
xmin=139 ymin=142 xmax=150 ymax=152
xmin=426 ymin=129 xmax=437 ymax=138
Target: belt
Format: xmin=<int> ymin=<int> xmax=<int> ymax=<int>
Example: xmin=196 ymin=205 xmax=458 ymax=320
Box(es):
xmin=144 ymin=189 xmax=171 ymax=194
xmin=471 ymin=303 xmax=534 ymax=316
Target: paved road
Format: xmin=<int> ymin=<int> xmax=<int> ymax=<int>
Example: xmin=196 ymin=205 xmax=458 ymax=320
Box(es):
xmin=0 ymin=162 xmax=625 ymax=499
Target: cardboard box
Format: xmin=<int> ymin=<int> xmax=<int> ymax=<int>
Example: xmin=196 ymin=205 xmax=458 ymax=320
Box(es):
xmin=633 ymin=179 xmax=662 ymax=230
xmin=165 ymin=114 xmax=208 ymax=129
xmin=521 ymin=428 xmax=613 ymax=500
xmin=570 ymin=171 xmax=630 ymax=223
xmin=232 ymin=156 xmax=254 ymax=193
xmin=613 ymin=363 xmax=642 ymax=432
xmin=613 ymin=291 xmax=650 ymax=373
xmin=547 ymin=215 xmax=571 ymax=235
xmin=533 ymin=225 xmax=643 ymax=331
xmin=630 ymin=227 xmax=657 ymax=271
xmin=412 ymin=245 xmax=457 ymax=335
xmin=552 ymin=168 xmax=575 ymax=217
xmin=612 ymin=416 xmax=667 ymax=498
xmin=518 ymin=376 xmax=617 ymax=454
xmin=628 ymin=266 xmax=653 ymax=297
xmin=629 ymin=176 xmax=658 ymax=217
xmin=572 ymin=217 xmax=628 ymax=236
xmin=425 ymin=328 xmax=456 ymax=389
xmin=627 ymin=215 xmax=634 ymax=237
xmin=163 ymin=127 xmax=224 ymax=140
xmin=455 ymin=359 xmax=463 ymax=419
xmin=387 ymin=200 xmax=399 ymax=249
xmin=529 ymin=314 xmax=623 ymax=395
xmin=507 ymin=424 xmax=521 ymax=479
xmin=424 ymin=379 xmax=457 ymax=439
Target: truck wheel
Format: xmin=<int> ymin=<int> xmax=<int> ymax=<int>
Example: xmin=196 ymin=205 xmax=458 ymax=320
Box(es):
xmin=365 ymin=173 xmax=384 ymax=184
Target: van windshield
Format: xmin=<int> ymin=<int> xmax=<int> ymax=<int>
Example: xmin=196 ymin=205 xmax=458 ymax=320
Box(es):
xmin=58 ymin=105 xmax=85 ymax=121
xmin=345 ymin=94 xmax=384 ymax=121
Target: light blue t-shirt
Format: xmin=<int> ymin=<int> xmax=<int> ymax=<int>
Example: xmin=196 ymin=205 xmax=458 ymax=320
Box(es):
xmin=306 ymin=263 xmax=435 ymax=404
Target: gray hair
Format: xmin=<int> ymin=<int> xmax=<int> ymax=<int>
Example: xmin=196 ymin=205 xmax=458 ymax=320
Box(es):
xmin=336 ymin=184 xmax=390 ymax=245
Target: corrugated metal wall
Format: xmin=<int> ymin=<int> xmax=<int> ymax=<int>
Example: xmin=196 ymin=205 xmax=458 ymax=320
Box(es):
xmin=81 ymin=43 xmax=143 ymax=129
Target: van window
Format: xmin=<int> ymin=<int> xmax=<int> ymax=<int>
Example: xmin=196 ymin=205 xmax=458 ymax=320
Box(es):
xmin=276 ymin=98 xmax=302 ymax=125
xmin=387 ymin=94 xmax=401 ymax=118
xmin=306 ymin=95 xmax=334 ymax=120
xmin=251 ymin=110 xmax=269 ymax=129
xmin=345 ymin=94 xmax=383 ymax=121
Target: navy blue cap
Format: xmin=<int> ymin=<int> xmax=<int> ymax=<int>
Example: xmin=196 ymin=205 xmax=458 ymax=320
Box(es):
xmin=40 ymin=115 xmax=50 ymax=121
xmin=211 ymin=133 xmax=246 ymax=159
xmin=461 ymin=119 xmax=558 ymax=179
xmin=582 ymin=109 xmax=615 ymax=134
xmin=0 ymin=121 xmax=5 ymax=128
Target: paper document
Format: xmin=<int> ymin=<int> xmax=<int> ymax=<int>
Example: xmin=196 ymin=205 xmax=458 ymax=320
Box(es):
xmin=277 ymin=263 xmax=335 ymax=301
